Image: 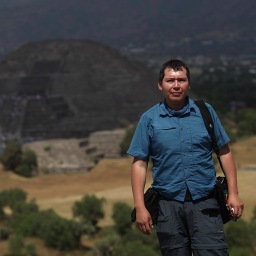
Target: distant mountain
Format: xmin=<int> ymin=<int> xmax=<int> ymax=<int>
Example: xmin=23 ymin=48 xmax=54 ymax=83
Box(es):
xmin=0 ymin=39 xmax=161 ymax=141
xmin=0 ymin=0 xmax=255 ymax=59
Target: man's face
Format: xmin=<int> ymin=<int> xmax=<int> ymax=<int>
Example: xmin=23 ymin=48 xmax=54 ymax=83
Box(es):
xmin=158 ymin=67 xmax=190 ymax=106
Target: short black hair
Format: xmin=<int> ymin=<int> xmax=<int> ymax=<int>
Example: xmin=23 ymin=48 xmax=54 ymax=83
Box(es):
xmin=158 ymin=59 xmax=190 ymax=84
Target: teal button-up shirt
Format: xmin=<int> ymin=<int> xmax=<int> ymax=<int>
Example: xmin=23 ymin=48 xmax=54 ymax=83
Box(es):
xmin=127 ymin=98 xmax=230 ymax=201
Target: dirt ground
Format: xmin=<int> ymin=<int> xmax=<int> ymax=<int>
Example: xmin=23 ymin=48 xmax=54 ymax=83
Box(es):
xmin=0 ymin=156 xmax=255 ymax=224
xmin=0 ymin=157 xmax=153 ymax=226
xmin=0 ymin=137 xmax=256 ymax=255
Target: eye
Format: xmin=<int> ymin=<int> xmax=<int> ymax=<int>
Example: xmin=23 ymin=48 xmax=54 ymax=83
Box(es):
xmin=178 ymin=78 xmax=187 ymax=82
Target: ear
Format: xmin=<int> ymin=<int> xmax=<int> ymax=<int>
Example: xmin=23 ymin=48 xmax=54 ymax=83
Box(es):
xmin=158 ymin=82 xmax=163 ymax=91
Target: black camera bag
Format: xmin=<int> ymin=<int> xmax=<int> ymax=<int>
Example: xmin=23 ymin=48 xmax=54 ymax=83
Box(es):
xmin=195 ymin=99 xmax=234 ymax=224
xmin=131 ymin=187 xmax=159 ymax=225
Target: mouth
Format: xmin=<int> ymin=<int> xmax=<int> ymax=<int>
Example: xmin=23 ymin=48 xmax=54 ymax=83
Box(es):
xmin=171 ymin=92 xmax=182 ymax=96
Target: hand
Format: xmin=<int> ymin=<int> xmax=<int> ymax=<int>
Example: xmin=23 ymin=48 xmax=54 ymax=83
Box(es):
xmin=135 ymin=207 xmax=153 ymax=235
xmin=227 ymin=194 xmax=244 ymax=220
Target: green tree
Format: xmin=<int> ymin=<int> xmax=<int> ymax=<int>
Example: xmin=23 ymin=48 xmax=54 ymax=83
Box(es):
xmin=0 ymin=226 xmax=11 ymax=241
xmin=21 ymin=149 xmax=37 ymax=169
xmin=122 ymin=229 xmax=160 ymax=253
xmin=120 ymin=124 xmax=137 ymax=156
xmin=113 ymin=240 xmax=159 ymax=256
xmin=236 ymin=109 xmax=256 ymax=137
xmin=73 ymin=195 xmax=105 ymax=227
xmin=10 ymin=209 xmax=56 ymax=239
xmin=6 ymin=235 xmax=37 ymax=256
xmin=16 ymin=149 xmax=37 ymax=177
xmin=39 ymin=210 xmax=80 ymax=250
xmin=91 ymin=233 xmax=121 ymax=256
xmin=229 ymin=247 xmax=252 ymax=256
xmin=0 ymin=142 xmax=38 ymax=178
xmin=112 ymin=202 xmax=133 ymax=235
xmin=8 ymin=234 xmax=24 ymax=255
xmin=0 ymin=141 xmax=22 ymax=171
xmin=225 ymin=219 xmax=252 ymax=254
xmin=9 ymin=200 xmax=39 ymax=237
xmin=15 ymin=164 xmax=33 ymax=178
xmin=0 ymin=188 xmax=27 ymax=212
xmin=192 ymin=67 xmax=256 ymax=114
xmin=24 ymin=243 xmax=37 ymax=256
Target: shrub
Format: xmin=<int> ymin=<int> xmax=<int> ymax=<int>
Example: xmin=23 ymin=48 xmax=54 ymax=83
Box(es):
xmin=0 ymin=142 xmax=38 ymax=178
xmin=9 ymin=201 xmax=39 ymax=236
xmin=0 ymin=188 xmax=27 ymax=211
xmin=8 ymin=234 xmax=24 ymax=255
xmin=39 ymin=212 xmax=80 ymax=250
xmin=0 ymin=227 xmax=11 ymax=241
xmin=122 ymin=229 xmax=160 ymax=252
xmin=113 ymin=240 xmax=159 ymax=256
xmin=21 ymin=149 xmax=37 ymax=170
xmin=112 ymin=202 xmax=133 ymax=235
xmin=236 ymin=109 xmax=256 ymax=137
xmin=0 ymin=141 xmax=22 ymax=171
xmin=24 ymin=243 xmax=37 ymax=256
xmin=225 ymin=219 xmax=252 ymax=251
xmin=120 ymin=124 xmax=137 ymax=156
xmin=73 ymin=195 xmax=105 ymax=227
xmin=16 ymin=164 xmax=33 ymax=177
xmin=15 ymin=149 xmax=37 ymax=177
xmin=92 ymin=233 xmax=121 ymax=256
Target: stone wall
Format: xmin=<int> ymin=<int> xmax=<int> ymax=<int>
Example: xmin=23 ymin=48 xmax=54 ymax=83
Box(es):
xmin=88 ymin=129 xmax=126 ymax=158
xmin=23 ymin=128 xmax=126 ymax=175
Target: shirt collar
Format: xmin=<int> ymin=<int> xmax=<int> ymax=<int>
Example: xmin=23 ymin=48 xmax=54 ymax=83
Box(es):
xmin=159 ymin=97 xmax=196 ymax=117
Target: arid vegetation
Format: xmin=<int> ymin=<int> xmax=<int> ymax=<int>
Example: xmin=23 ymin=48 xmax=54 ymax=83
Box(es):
xmin=0 ymin=136 xmax=255 ymax=255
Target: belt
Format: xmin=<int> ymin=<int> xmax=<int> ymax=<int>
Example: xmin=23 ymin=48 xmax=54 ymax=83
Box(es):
xmin=158 ymin=189 xmax=192 ymax=201
xmin=185 ymin=189 xmax=215 ymax=202
xmin=158 ymin=189 xmax=214 ymax=202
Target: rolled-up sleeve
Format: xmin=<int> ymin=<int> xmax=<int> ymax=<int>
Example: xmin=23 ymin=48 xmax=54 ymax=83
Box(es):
xmin=127 ymin=114 xmax=151 ymax=161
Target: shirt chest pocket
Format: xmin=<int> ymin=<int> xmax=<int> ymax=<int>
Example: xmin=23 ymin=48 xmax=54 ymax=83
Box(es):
xmin=151 ymin=126 xmax=178 ymax=150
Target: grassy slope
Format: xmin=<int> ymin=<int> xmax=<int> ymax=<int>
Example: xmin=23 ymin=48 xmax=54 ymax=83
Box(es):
xmin=0 ymin=137 xmax=255 ymax=255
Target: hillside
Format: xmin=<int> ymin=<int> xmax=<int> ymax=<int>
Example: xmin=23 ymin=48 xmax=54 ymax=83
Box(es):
xmin=0 ymin=137 xmax=255 ymax=255
xmin=0 ymin=39 xmax=161 ymax=141
xmin=0 ymin=137 xmax=256 ymax=222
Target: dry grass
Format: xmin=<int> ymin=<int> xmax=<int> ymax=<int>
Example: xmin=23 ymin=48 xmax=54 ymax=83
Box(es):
xmin=0 ymin=157 xmax=153 ymax=227
xmin=0 ymin=157 xmax=154 ymax=255
xmin=231 ymin=136 xmax=256 ymax=167
xmin=0 ymin=136 xmax=255 ymax=255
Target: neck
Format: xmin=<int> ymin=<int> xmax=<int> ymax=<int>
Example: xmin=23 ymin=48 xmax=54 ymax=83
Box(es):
xmin=166 ymin=99 xmax=186 ymax=110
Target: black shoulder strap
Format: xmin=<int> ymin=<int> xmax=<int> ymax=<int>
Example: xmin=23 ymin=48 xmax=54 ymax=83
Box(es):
xmin=194 ymin=99 xmax=223 ymax=171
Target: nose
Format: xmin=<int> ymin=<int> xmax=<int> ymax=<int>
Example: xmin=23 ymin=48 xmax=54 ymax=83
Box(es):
xmin=173 ymin=79 xmax=180 ymax=88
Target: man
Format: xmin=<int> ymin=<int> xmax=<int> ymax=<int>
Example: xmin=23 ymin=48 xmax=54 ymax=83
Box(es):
xmin=127 ymin=59 xmax=244 ymax=256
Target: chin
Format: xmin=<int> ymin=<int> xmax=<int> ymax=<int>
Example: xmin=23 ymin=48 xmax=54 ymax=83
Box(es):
xmin=169 ymin=96 xmax=184 ymax=102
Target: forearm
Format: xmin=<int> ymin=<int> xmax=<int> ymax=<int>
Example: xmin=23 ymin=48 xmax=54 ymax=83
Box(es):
xmin=131 ymin=158 xmax=153 ymax=235
xmin=219 ymin=144 xmax=239 ymax=196
xmin=219 ymin=144 xmax=244 ymax=218
xmin=131 ymin=158 xmax=148 ymax=209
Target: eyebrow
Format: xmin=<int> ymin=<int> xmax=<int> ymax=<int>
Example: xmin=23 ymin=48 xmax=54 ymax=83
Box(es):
xmin=164 ymin=77 xmax=188 ymax=81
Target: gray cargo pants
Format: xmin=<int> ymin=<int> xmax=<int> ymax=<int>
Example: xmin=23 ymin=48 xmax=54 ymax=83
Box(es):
xmin=156 ymin=194 xmax=229 ymax=256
